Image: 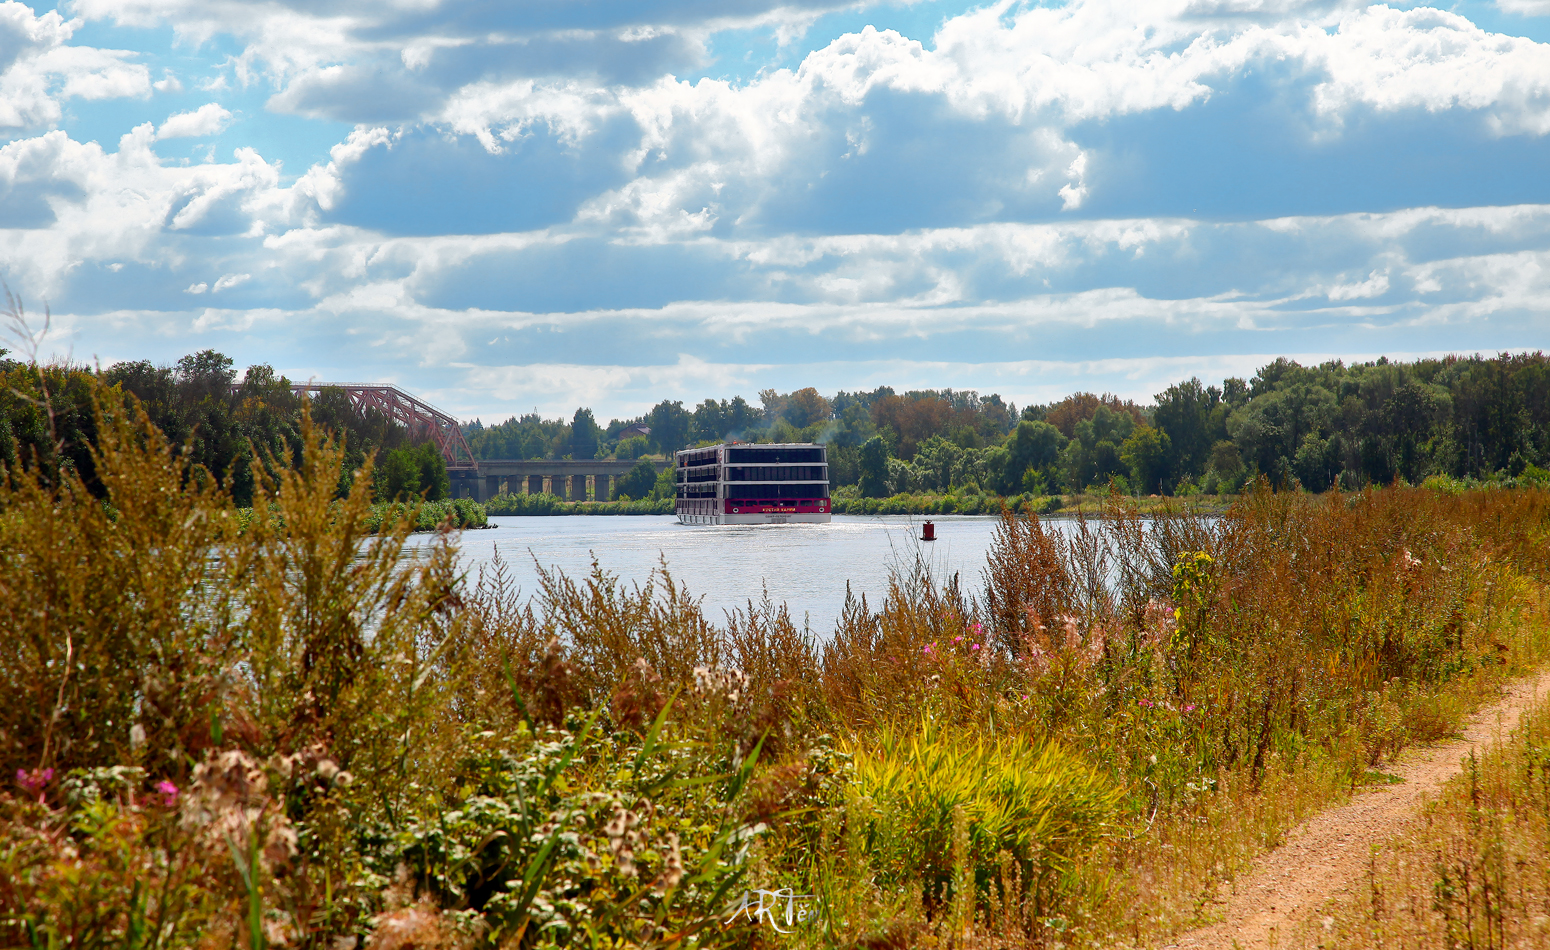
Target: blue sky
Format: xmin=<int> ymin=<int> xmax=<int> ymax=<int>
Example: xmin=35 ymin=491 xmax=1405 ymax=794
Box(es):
xmin=2 ymin=0 xmax=1548 ymax=423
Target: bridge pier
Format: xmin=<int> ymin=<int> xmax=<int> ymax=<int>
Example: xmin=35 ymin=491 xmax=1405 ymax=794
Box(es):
xmin=455 ymin=459 xmax=671 ymax=506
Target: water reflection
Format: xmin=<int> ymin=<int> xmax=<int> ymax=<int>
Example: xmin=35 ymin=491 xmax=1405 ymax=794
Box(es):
xmin=397 ymin=514 xmax=1012 ymax=635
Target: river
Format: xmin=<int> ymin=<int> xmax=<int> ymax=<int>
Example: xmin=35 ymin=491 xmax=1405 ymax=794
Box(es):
xmin=400 ymin=514 xmax=1013 ymax=635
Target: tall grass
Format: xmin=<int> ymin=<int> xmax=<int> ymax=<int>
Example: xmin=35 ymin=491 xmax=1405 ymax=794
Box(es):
xmin=3 ymin=378 xmax=1550 ymax=947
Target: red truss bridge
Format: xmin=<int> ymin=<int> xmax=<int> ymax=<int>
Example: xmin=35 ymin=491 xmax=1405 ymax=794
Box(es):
xmin=290 ymin=382 xmax=477 ymax=471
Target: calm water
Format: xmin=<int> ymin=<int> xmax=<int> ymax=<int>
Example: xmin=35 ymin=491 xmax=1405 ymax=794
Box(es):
xmin=401 ymin=515 xmax=1013 ymax=634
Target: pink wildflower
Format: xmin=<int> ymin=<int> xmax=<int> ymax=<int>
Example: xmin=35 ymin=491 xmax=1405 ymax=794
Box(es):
xmin=1183 ymin=704 xmax=1197 ymax=713
xmin=155 ymin=780 xmax=179 ymax=807
xmin=954 ymin=636 xmax=963 ymax=643
xmin=970 ymin=643 xmax=981 ymax=651
xmin=16 ymin=768 xmax=53 ymax=800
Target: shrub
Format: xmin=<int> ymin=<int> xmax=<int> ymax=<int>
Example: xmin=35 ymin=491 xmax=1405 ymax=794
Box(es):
xmin=485 ymin=490 xmax=564 ymax=515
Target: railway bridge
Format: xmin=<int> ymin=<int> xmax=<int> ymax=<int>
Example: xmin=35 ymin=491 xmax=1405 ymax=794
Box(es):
xmin=291 ymin=382 xmax=670 ymax=503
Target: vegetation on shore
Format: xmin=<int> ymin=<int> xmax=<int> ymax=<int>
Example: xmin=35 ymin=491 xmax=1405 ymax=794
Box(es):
xmin=8 ymin=342 xmax=1548 ymax=519
xmin=476 ymin=489 xmax=1217 ymax=518
xmin=233 ymin=497 xmax=489 ymax=533
xmin=469 ymin=353 xmax=1550 ymax=504
xmin=483 ymin=491 xmax=675 ymax=516
xmin=4 ymin=379 xmax=1550 ymax=948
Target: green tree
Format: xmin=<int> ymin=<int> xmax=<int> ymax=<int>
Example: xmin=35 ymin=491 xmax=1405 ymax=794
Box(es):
xmin=1292 ymin=433 xmax=1340 ymax=490
xmin=377 ymin=447 xmax=421 ymax=501
xmin=569 ymin=407 xmax=602 ymax=459
xmin=1062 ymin=406 xmax=1134 ymax=491
xmin=615 ymin=458 xmax=659 ymax=500
xmin=829 ymin=401 xmax=877 ymax=448
xmin=690 ymin=399 xmax=728 ymax=443
xmin=783 ymin=387 xmax=832 ymax=428
xmin=1152 ymin=377 xmax=1223 ymax=482
xmin=413 ymin=442 xmax=450 ymax=500
xmin=858 ymin=436 xmax=890 ymax=498
xmin=1121 ymin=425 xmax=1172 ymax=495
xmin=1002 ymin=420 xmax=1066 ymax=493
xmin=647 ymin=400 xmax=690 ymax=454
xmin=649 ymin=465 xmax=676 ymax=500
xmin=376 ymin=442 xmax=448 ymax=501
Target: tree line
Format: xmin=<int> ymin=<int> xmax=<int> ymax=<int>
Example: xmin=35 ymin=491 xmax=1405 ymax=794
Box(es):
xmin=4 ymin=346 xmax=1546 ymax=502
xmin=471 ymin=353 xmax=1550 ymax=497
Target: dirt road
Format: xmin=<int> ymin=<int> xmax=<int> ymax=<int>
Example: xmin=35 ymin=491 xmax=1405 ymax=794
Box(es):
xmin=1163 ymin=669 xmax=1550 ymax=950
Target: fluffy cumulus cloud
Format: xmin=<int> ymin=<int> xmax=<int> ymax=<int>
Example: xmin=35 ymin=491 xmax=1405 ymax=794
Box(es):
xmin=1 ymin=0 xmax=1548 ymax=418
xmin=156 ymin=102 xmax=232 ymax=139
xmin=0 ymin=1 xmax=151 ymax=129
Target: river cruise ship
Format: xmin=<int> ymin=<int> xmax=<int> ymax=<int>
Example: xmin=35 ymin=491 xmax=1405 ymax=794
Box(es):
xmin=675 ymin=442 xmax=830 ymax=525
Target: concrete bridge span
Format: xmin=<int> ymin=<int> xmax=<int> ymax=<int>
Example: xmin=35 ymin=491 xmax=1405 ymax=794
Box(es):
xmin=450 ymin=458 xmax=672 ymax=503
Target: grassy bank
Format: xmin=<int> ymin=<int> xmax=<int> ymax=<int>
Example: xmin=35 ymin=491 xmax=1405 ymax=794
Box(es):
xmin=829 ymin=490 xmax=1235 ymax=516
xmin=5 ymin=385 xmax=1550 ymax=948
xmin=484 ymin=491 xmax=674 ymax=515
xmin=233 ymin=496 xmax=489 ymax=532
xmin=478 ymin=489 xmax=1232 ymax=517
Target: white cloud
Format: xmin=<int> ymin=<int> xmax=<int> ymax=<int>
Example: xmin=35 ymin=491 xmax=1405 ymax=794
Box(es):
xmin=1496 ymin=0 xmax=1550 ymax=15
xmin=212 ymin=272 xmax=250 ymax=291
xmin=405 ymin=4 xmax=1550 ymax=235
xmin=0 ymin=1 xmax=151 ymax=129
xmin=0 ymin=126 xmax=303 ymax=295
xmin=1326 ymin=269 xmax=1390 ymax=300
xmin=20 ymin=0 xmax=1544 ymax=241
xmin=455 ymin=353 xmax=770 ymax=411
xmin=156 ymin=102 xmax=232 ymax=139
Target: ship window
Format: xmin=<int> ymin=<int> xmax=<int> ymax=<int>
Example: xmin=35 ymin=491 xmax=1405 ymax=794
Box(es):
xmin=727 ymin=447 xmax=824 ymax=464
xmin=726 ymin=483 xmax=829 ymax=500
xmin=725 ymin=465 xmax=827 ymax=482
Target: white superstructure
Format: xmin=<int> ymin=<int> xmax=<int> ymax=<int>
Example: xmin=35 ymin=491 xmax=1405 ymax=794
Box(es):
xmin=675 ymin=442 xmax=831 ymax=525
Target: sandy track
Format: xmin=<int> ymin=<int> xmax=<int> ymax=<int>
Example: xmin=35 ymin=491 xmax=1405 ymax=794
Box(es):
xmin=1163 ymin=669 xmax=1550 ymax=950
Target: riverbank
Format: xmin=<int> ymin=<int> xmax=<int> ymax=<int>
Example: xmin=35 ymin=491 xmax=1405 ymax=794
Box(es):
xmin=234 ymin=496 xmax=490 ymax=532
xmin=484 ymin=491 xmax=674 ymax=515
xmin=479 ymin=489 xmax=1237 ymax=517
xmin=830 ymin=489 xmax=1235 ymax=516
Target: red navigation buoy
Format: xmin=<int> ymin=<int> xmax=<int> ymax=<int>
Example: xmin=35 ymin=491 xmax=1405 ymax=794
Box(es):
xmin=921 ymin=520 xmax=935 ymax=541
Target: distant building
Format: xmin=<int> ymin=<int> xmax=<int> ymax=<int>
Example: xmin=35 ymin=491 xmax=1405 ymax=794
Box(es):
xmin=619 ymin=423 xmax=651 ymax=439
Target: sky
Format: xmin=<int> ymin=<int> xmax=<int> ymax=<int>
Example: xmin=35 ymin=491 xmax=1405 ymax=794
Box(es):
xmin=1 ymin=0 xmax=1548 ymax=424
